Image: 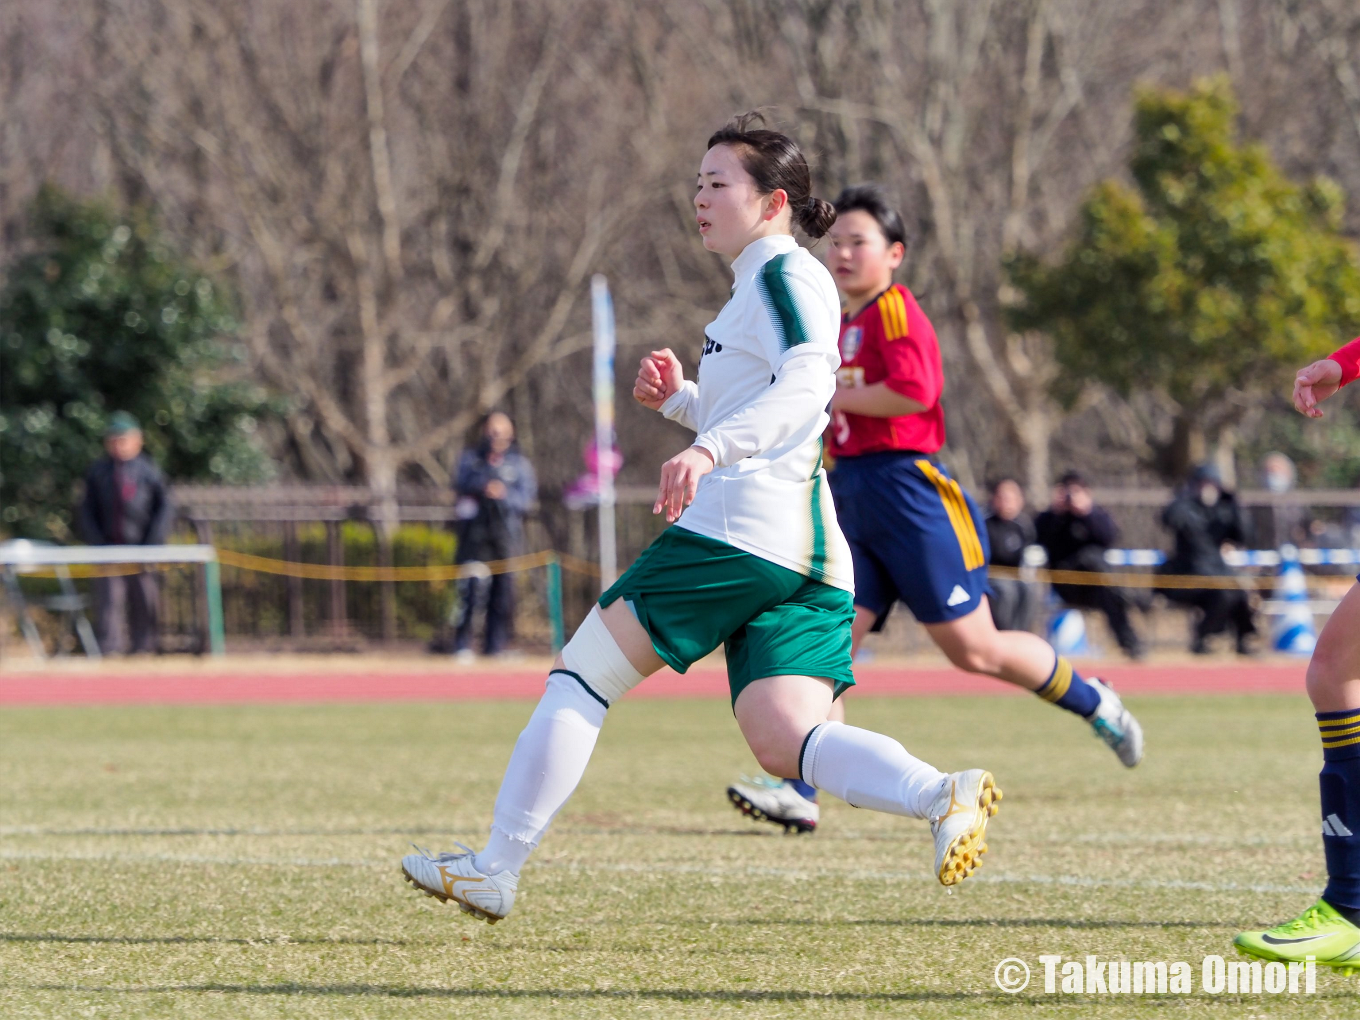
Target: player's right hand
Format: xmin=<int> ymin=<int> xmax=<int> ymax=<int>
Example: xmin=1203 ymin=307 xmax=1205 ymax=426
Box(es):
xmin=1294 ymin=358 xmax=1343 ymax=418
xmin=634 ymin=349 xmax=684 ymax=410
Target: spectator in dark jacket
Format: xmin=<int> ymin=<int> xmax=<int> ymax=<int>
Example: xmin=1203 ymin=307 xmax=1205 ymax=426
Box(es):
xmin=76 ymin=412 xmax=174 ymax=654
xmin=984 ymin=477 xmax=1037 ymax=632
xmin=1158 ymin=463 xmax=1257 ymax=654
xmin=449 ymin=412 xmax=537 ymax=658
xmin=1035 ymin=471 xmax=1144 ymax=658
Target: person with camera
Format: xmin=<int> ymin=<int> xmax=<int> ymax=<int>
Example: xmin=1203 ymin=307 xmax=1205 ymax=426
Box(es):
xmin=1035 ymin=471 xmax=1144 ymax=659
xmin=1157 ymin=464 xmax=1257 ymax=655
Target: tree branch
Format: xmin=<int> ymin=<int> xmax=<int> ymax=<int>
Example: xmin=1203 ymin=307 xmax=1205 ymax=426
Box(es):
xmin=356 ymin=0 xmax=402 ymax=281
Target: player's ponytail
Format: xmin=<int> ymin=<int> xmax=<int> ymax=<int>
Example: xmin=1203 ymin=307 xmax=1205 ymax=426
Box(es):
xmin=799 ymin=196 xmax=837 ymax=239
xmin=707 ymin=112 xmax=836 ymax=240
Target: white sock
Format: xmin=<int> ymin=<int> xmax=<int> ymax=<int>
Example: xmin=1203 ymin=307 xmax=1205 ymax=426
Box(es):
xmin=474 ymin=671 xmax=607 ymax=875
xmin=799 ymin=722 xmax=947 ymax=819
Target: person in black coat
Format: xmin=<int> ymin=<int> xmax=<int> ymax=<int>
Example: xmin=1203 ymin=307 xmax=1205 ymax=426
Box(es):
xmin=984 ymin=477 xmax=1037 ymax=632
xmin=449 ymin=412 xmax=537 ymax=657
xmin=1035 ymin=471 xmax=1144 ymax=658
xmin=1157 ymin=464 xmax=1257 ymax=654
xmin=76 ymin=413 xmax=174 ymax=654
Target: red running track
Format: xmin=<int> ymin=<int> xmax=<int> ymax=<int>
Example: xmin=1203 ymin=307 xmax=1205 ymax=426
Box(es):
xmin=0 ymin=662 xmax=1307 ymax=706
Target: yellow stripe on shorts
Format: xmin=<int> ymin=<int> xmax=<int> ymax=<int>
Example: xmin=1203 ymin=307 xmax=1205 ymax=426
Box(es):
xmin=915 ymin=460 xmax=986 ymax=572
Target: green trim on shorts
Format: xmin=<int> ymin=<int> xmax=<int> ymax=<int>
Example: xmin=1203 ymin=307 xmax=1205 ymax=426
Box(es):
xmin=599 ymin=526 xmax=855 ymax=707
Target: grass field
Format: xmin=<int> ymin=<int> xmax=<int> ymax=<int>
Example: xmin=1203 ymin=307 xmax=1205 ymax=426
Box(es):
xmin=0 ymin=690 xmax=1354 ymax=1018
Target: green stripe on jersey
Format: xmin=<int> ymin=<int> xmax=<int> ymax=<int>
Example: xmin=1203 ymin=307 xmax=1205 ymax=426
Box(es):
xmin=757 ymin=253 xmax=811 ymax=351
xmin=809 ymin=472 xmax=827 ymax=584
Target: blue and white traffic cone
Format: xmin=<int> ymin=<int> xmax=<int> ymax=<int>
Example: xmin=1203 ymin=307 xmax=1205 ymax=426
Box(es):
xmin=1272 ymin=545 xmax=1317 ymax=656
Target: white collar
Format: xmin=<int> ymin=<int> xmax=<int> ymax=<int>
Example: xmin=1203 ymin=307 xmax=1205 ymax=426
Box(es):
xmin=729 ymin=233 xmax=799 ymax=282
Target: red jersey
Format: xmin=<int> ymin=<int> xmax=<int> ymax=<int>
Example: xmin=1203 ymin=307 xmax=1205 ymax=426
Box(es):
xmin=1331 ymin=336 xmax=1360 ymax=386
xmin=827 ymin=284 xmax=946 ymax=458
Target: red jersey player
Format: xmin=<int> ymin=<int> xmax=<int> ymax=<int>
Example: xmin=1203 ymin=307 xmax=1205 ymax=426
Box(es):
xmin=826 ymin=271 xmax=945 ymax=457
xmin=1234 ymin=338 xmax=1360 ymax=970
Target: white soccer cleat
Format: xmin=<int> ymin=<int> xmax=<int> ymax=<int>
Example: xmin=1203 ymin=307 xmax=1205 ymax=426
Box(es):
xmin=727 ymin=776 xmax=820 ymax=833
xmin=1085 ymin=678 xmax=1144 ymax=767
xmin=401 ymin=843 xmax=517 ymax=924
xmin=929 ymin=769 xmax=1001 ymax=887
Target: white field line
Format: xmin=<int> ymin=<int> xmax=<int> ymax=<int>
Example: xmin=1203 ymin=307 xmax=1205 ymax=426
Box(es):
xmin=0 ymin=849 xmax=1316 ymax=896
xmin=0 ymin=825 xmax=1317 ymax=849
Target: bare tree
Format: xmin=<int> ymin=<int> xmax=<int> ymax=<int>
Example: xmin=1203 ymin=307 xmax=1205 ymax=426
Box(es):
xmin=753 ymin=0 xmax=1221 ymax=496
xmin=79 ymin=0 xmax=697 ymax=521
xmin=6 ymin=0 xmax=1360 ymax=509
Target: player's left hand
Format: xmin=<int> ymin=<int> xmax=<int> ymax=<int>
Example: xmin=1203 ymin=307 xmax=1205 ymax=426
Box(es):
xmin=654 ymin=446 xmax=714 ymax=522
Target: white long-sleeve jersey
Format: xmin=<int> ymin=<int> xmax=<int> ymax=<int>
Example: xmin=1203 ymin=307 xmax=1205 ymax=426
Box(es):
xmin=659 ymin=233 xmax=854 ymax=592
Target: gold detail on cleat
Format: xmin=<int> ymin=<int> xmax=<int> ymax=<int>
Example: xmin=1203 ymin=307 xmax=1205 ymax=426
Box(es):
xmin=437 ymin=865 xmax=486 ymax=900
xmin=935 ymin=781 xmax=970 ymax=824
xmin=401 ymin=863 xmax=502 ymax=924
xmin=936 ymin=773 xmax=1002 ymax=888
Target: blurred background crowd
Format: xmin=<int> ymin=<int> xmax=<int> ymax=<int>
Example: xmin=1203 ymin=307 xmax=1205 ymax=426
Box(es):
xmin=3 ymin=1 xmax=1360 ymax=658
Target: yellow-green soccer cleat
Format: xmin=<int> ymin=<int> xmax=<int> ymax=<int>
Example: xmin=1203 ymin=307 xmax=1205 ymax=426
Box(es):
xmin=1234 ymin=900 xmax=1360 ymax=972
xmin=928 ymin=769 xmax=1001 ymax=887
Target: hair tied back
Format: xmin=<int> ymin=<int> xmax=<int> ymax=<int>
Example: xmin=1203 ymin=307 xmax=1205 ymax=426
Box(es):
xmin=707 ymin=112 xmax=837 ymax=240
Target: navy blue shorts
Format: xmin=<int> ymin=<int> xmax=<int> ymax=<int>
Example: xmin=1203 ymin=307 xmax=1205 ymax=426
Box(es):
xmin=828 ymin=451 xmax=991 ymax=626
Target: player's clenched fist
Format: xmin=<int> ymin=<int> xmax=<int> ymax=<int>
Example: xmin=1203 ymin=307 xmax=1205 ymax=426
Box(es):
xmin=634 ymin=349 xmax=685 ymax=410
xmin=1294 ymin=358 xmax=1343 ymax=419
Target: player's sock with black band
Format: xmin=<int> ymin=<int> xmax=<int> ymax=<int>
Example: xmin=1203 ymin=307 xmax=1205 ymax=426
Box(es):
xmin=1317 ymin=709 xmax=1360 ymax=924
xmin=474 ymin=609 xmax=646 ymax=877
xmin=473 ymin=672 xmax=607 ymax=876
xmin=1035 ymin=655 xmax=1102 ymax=718
xmin=799 ymin=721 xmax=946 ymax=818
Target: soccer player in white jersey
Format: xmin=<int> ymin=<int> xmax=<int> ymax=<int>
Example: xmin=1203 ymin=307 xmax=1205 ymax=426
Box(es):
xmin=401 ymin=114 xmax=1001 ymax=923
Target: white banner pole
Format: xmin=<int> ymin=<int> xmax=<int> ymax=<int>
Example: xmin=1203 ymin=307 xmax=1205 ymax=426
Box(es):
xmin=591 ymin=274 xmax=618 ymax=590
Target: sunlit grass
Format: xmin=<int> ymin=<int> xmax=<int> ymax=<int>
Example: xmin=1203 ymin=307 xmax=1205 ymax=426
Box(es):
xmin=0 ymin=692 xmax=1349 ymax=1017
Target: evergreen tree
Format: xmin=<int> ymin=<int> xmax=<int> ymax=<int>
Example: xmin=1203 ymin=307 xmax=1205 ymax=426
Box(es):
xmin=0 ymin=187 xmax=276 ymax=540
xmin=1007 ymin=77 xmax=1360 ymax=477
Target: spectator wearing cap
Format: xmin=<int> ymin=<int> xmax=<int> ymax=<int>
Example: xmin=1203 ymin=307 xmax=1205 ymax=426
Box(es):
xmin=76 ymin=413 xmax=174 ymax=654
xmin=1157 ymin=463 xmax=1257 ymax=655
xmin=1035 ymin=471 xmax=1144 ymax=658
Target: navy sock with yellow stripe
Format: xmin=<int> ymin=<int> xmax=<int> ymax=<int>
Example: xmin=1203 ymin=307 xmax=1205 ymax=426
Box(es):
xmin=1318 ymin=709 xmax=1360 ymax=913
xmin=1034 ymin=656 xmax=1101 ymax=718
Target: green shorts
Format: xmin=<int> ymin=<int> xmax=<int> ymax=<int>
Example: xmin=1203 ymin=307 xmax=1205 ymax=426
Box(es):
xmin=599 ymin=526 xmax=856 ymax=707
